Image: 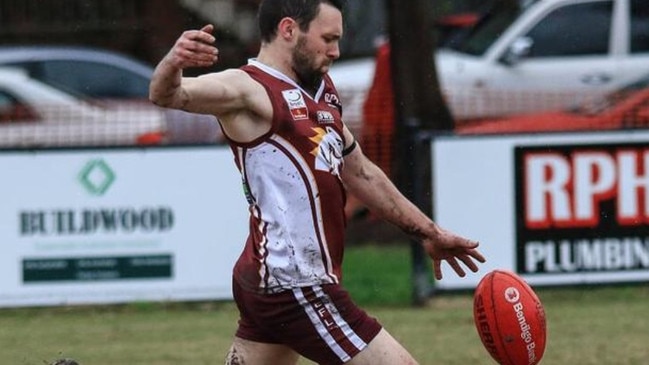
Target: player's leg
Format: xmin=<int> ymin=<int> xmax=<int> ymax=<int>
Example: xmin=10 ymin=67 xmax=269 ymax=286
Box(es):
xmin=346 ymin=328 xmax=419 ymax=365
xmin=230 ymin=278 xmax=302 ymax=364
xmin=225 ymin=336 xmax=300 ymax=365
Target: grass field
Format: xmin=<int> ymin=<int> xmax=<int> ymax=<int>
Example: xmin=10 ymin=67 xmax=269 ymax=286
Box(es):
xmin=1 ymin=244 xmax=648 ymax=364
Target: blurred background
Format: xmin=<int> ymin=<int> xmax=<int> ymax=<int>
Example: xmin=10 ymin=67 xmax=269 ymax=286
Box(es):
xmin=0 ymin=0 xmax=479 ymax=148
xmin=0 ymin=0 xmax=486 ymax=66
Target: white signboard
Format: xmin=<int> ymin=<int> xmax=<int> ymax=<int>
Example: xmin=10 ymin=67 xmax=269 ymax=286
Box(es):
xmin=433 ymin=131 xmax=649 ymax=289
xmin=0 ymin=146 xmax=247 ymax=307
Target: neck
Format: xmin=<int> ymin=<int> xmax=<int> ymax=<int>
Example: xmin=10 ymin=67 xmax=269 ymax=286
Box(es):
xmin=256 ymin=45 xmax=297 ymax=83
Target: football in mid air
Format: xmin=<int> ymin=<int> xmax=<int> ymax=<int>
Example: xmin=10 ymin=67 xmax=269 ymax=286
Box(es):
xmin=473 ymin=269 xmax=547 ymax=365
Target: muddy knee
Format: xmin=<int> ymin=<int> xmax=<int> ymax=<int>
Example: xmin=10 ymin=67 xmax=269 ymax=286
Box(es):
xmin=225 ymin=345 xmax=245 ymax=365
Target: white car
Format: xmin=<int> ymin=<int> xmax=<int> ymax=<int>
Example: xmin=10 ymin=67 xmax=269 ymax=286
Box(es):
xmin=0 ymin=46 xmax=221 ymax=144
xmin=0 ymin=68 xmax=167 ymax=147
xmin=329 ymin=0 xmax=649 ymax=121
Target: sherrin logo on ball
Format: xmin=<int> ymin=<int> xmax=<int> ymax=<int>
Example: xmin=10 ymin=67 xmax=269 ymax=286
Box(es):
xmin=505 ymin=287 xmax=520 ymax=303
xmin=473 ymin=270 xmax=547 ymax=365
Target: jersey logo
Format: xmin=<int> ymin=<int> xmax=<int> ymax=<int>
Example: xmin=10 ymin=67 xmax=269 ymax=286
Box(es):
xmin=324 ymin=93 xmax=340 ymax=107
xmin=309 ymin=126 xmax=344 ymax=177
xmin=282 ymin=89 xmax=309 ymax=121
xmin=316 ymin=110 xmax=335 ymax=125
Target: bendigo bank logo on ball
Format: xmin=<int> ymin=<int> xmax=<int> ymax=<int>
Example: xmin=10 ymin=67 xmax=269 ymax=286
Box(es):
xmin=514 ymin=143 xmax=649 ymax=275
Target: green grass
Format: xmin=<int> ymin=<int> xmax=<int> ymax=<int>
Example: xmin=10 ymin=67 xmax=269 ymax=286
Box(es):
xmin=1 ymin=244 xmax=648 ymax=364
xmin=342 ymin=243 xmax=419 ymax=306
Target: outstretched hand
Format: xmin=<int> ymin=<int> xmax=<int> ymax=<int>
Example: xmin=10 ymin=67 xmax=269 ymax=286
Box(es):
xmin=422 ymin=226 xmax=486 ymax=280
xmin=166 ymin=24 xmax=220 ymax=69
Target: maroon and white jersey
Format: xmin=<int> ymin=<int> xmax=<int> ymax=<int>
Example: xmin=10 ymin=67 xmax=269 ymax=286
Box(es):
xmin=227 ymin=59 xmax=349 ymax=293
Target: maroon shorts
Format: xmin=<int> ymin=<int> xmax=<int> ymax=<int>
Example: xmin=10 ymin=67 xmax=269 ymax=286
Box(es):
xmin=232 ymin=278 xmax=382 ymax=365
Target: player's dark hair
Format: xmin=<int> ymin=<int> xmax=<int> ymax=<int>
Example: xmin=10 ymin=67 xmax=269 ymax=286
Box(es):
xmin=257 ymin=0 xmax=346 ymax=43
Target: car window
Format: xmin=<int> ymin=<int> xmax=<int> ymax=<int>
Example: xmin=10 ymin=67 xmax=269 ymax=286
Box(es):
xmin=37 ymin=60 xmax=150 ymax=99
xmin=523 ymin=1 xmax=612 ymax=57
xmin=630 ymin=0 xmax=649 ymax=53
xmin=445 ymin=4 xmax=526 ymax=56
xmin=0 ymin=90 xmax=38 ymax=122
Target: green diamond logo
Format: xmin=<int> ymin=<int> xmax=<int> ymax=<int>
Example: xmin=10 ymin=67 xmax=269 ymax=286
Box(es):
xmin=79 ymin=159 xmax=115 ymax=196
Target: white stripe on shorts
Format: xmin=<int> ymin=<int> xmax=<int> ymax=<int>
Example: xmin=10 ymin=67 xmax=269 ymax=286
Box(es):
xmin=292 ymin=286 xmax=351 ymax=362
xmin=313 ymin=285 xmax=367 ymax=352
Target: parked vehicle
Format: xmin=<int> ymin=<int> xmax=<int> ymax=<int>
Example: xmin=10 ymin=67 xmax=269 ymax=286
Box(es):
xmin=0 ymin=46 xmax=221 ymax=144
xmin=328 ymin=0 xmax=649 ymax=122
xmin=456 ymin=73 xmax=649 ymax=134
xmin=0 ymin=67 xmax=166 ymax=147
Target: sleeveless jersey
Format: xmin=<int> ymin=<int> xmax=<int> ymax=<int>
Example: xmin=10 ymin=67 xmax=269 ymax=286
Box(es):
xmin=228 ymin=59 xmax=348 ymax=293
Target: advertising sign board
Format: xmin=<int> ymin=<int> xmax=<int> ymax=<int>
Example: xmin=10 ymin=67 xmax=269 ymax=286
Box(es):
xmin=0 ymin=146 xmax=247 ymax=307
xmin=433 ymin=132 xmax=649 ymax=289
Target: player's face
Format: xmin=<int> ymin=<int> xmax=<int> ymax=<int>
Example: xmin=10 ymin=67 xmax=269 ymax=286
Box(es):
xmin=291 ymin=3 xmax=342 ymax=87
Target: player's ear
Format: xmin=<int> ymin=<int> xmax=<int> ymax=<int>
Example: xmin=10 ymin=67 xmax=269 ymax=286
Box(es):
xmin=278 ymin=17 xmax=298 ymax=41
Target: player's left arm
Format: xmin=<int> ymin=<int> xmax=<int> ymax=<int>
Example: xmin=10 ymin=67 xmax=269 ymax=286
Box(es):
xmin=339 ymin=125 xmax=486 ymax=279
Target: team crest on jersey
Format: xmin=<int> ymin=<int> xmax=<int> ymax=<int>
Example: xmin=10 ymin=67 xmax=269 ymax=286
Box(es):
xmin=282 ymin=89 xmax=309 ymax=121
xmin=316 ymin=110 xmax=335 ymax=125
xmin=309 ymin=126 xmax=344 ymax=176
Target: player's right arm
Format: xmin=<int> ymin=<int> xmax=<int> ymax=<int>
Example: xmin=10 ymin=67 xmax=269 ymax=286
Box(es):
xmin=149 ymin=24 xmax=249 ymax=117
xmin=339 ymin=125 xmax=485 ymax=279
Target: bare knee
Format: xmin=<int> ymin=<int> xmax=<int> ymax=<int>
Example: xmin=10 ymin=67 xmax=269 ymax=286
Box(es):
xmin=225 ymin=337 xmax=299 ymax=365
